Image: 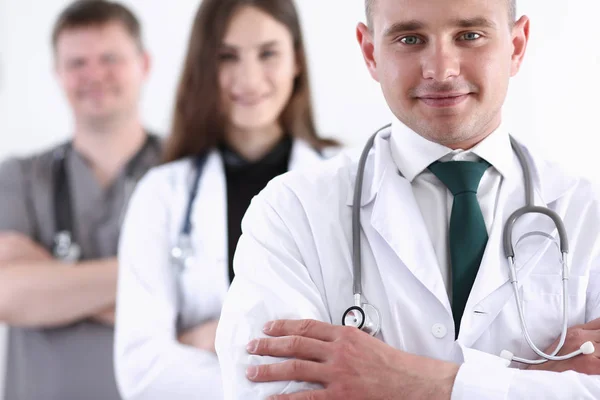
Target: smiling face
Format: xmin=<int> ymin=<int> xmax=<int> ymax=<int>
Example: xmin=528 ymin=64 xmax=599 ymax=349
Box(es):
xmin=358 ymin=0 xmax=529 ymax=148
xmin=218 ymin=5 xmax=298 ymax=135
xmin=54 ymin=21 xmax=149 ymax=127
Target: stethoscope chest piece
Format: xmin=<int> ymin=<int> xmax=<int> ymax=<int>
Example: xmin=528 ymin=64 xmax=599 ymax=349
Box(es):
xmin=171 ymin=234 xmax=195 ymax=270
xmin=170 ymin=154 xmax=209 ymax=272
xmin=342 ymin=302 xmax=381 ymax=336
xmin=53 ymin=231 xmax=81 ymax=263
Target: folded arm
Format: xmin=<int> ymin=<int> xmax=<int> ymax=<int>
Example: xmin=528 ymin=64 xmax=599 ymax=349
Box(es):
xmin=0 ymin=232 xmax=118 ymax=328
xmin=216 ymin=184 xmax=333 ymax=399
xmin=0 ymin=158 xmax=116 ymax=327
xmin=115 ymin=170 xmax=222 ymax=400
xmin=217 ymin=182 xmax=600 ymax=400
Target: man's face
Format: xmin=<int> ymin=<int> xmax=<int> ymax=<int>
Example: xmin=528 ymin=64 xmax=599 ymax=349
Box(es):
xmin=358 ymin=0 xmax=529 ymax=148
xmin=54 ymin=21 xmax=150 ymax=126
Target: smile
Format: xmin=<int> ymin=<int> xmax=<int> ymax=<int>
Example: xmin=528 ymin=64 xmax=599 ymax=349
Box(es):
xmin=418 ymin=93 xmax=470 ymax=108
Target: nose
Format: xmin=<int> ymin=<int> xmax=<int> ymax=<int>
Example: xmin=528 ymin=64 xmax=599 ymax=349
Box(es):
xmin=233 ymin=56 xmax=263 ymax=93
xmin=421 ymin=41 xmax=460 ymax=82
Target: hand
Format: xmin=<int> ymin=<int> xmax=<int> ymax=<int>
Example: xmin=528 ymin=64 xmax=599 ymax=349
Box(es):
xmin=0 ymin=232 xmax=52 ymax=264
xmin=91 ymin=307 xmax=115 ymax=326
xmin=178 ymin=319 xmax=219 ymax=353
xmin=245 ymin=319 xmax=459 ymax=400
xmin=527 ymin=318 xmax=600 ymax=374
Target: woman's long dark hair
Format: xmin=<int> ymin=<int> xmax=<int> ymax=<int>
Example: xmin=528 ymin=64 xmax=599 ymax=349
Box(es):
xmin=163 ymin=0 xmax=338 ymax=163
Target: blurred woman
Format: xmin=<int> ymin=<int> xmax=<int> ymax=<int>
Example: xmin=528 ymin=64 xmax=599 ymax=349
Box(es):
xmin=114 ymin=0 xmax=338 ymax=398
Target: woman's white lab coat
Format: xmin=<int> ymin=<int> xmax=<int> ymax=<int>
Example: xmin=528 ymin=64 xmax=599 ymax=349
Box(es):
xmin=114 ymin=139 xmax=327 ymax=400
xmin=216 ymin=128 xmax=600 ymax=399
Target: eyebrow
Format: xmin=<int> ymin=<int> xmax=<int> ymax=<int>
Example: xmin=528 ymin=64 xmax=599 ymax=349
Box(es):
xmin=383 ymin=20 xmax=425 ymax=37
xmin=221 ymin=40 xmax=279 ymax=51
xmin=452 ymin=17 xmax=497 ymax=29
xmin=383 ymin=16 xmax=497 ymax=37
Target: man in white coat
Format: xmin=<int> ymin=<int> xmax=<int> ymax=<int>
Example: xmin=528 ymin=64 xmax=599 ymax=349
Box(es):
xmin=216 ymin=0 xmax=600 ymax=398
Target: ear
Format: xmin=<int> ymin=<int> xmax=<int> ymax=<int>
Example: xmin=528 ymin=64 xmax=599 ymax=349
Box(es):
xmin=509 ymin=15 xmax=530 ymax=77
xmin=356 ymin=22 xmax=379 ymax=82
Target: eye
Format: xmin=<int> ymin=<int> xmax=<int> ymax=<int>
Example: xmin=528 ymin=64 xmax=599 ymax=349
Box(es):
xmin=218 ymin=53 xmax=238 ymax=62
xmin=259 ymin=50 xmax=277 ymax=60
xmin=67 ymin=59 xmax=85 ymax=70
xmin=399 ymin=36 xmax=424 ymax=45
xmin=460 ymin=32 xmax=482 ymax=41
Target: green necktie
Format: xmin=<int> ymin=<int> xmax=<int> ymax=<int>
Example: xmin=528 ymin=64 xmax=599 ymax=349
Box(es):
xmin=428 ymin=160 xmax=491 ymax=338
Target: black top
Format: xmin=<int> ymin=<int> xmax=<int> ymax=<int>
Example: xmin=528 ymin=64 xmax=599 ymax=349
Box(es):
xmin=220 ymin=135 xmax=293 ymax=282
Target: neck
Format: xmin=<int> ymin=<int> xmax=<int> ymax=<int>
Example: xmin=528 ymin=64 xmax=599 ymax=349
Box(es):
xmin=72 ymin=116 xmax=146 ymax=187
xmin=446 ymin=116 xmax=502 ymax=150
xmin=225 ymin=124 xmax=284 ymax=162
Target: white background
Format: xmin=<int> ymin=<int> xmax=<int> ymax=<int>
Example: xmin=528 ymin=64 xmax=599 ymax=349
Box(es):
xmin=0 ymin=0 xmax=599 ymax=396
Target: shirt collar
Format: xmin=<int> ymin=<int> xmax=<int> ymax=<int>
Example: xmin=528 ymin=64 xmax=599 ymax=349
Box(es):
xmin=389 ymin=117 xmax=514 ymax=182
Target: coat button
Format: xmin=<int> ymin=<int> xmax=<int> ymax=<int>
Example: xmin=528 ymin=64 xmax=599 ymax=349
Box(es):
xmin=431 ymin=323 xmax=448 ymax=339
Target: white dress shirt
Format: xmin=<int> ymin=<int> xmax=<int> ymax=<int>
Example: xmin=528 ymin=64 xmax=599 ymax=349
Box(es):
xmin=389 ymin=119 xmax=515 ymax=298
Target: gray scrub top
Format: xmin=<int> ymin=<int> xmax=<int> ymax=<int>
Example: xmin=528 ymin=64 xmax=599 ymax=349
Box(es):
xmin=0 ymin=136 xmax=161 ymax=400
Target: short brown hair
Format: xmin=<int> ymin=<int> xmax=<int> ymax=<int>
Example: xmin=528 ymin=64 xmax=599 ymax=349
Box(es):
xmin=163 ymin=0 xmax=337 ymax=163
xmin=52 ymin=0 xmax=143 ymax=50
xmin=365 ymin=0 xmax=517 ymax=28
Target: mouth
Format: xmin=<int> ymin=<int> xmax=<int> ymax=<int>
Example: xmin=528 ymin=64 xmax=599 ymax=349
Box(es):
xmin=417 ymin=93 xmax=470 ymax=108
xmin=80 ymin=88 xmax=111 ymax=100
xmin=233 ymin=95 xmax=269 ymax=107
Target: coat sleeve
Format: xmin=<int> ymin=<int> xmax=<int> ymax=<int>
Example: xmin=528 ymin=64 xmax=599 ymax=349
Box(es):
xmin=215 ymin=181 xmax=330 ymax=399
xmin=114 ymin=168 xmax=222 ymax=400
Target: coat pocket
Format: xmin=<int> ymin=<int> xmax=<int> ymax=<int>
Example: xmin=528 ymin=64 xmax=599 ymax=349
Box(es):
xmin=517 ymin=273 xmax=589 ymax=360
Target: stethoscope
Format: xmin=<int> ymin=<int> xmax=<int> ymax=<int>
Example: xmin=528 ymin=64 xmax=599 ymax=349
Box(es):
xmin=52 ymin=135 xmax=159 ymax=262
xmin=341 ymin=124 xmax=595 ymax=365
xmin=169 ymin=154 xmax=208 ymax=270
xmin=169 ymin=136 xmax=299 ymax=269
xmin=52 ymin=145 xmax=82 ymax=262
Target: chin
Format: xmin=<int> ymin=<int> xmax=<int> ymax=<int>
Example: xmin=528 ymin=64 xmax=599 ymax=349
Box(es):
xmin=230 ymin=116 xmax=278 ymax=131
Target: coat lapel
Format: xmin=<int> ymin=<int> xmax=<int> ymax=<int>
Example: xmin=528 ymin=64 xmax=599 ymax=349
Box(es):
xmin=192 ymin=151 xmax=229 ymax=289
xmin=349 ymin=132 xmax=451 ymax=314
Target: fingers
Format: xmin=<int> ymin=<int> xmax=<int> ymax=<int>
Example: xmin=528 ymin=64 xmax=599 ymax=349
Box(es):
xmin=246 ymin=359 xmax=329 ymax=385
xmin=264 ymin=319 xmax=339 ymax=342
xmin=247 ymin=336 xmax=329 ymax=362
xmin=579 ymin=318 xmax=600 ymax=331
xmin=267 ymin=390 xmax=329 ymax=400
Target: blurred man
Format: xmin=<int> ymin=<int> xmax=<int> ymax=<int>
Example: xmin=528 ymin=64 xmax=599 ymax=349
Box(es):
xmin=0 ymin=1 xmax=161 ymax=399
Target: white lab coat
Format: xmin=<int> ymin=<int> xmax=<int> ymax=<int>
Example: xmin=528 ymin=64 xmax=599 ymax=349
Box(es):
xmin=216 ymin=127 xmax=600 ymax=399
xmin=114 ymin=139 xmax=328 ymax=400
